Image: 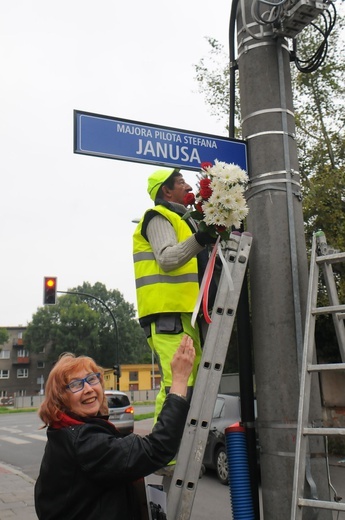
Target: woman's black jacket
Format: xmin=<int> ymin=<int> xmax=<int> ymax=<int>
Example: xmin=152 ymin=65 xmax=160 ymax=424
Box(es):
xmin=34 ymin=393 xmax=188 ymax=520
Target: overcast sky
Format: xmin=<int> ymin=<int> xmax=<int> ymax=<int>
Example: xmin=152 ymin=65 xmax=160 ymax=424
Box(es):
xmin=0 ymin=0 xmax=232 ymax=327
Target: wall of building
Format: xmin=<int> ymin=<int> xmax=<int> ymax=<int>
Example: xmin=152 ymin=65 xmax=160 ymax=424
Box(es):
xmin=103 ymin=364 xmax=161 ymax=392
xmin=0 ymin=326 xmax=51 ymax=398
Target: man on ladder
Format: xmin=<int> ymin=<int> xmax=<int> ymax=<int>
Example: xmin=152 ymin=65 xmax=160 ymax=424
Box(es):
xmin=133 ymin=167 xmax=217 ymax=476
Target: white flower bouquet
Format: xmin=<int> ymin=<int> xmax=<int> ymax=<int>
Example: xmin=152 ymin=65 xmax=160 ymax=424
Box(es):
xmin=183 ymin=160 xmax=249 ymax=240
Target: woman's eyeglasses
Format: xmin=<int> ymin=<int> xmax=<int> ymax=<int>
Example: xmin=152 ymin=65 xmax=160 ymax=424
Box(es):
xmin=66 ymin=373 xmax=101 ymax=393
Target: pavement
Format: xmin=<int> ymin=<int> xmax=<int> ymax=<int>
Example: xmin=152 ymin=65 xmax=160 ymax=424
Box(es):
xmin=0 ymin=462 xmax=37 ymax=520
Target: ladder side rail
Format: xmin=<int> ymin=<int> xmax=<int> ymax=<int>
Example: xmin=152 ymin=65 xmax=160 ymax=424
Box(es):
xmin=166 ymin=246 xmax=240 ymax=484
xmin=170 ymin=300 xmax=239 ymax=518
xmin=167 ymin=234 xmax=252 ymax=520
xmin=167 ymin=245 xmax=238 ymax=518
xmin=320 ymin=260 xmax=345 ymax=362
xmin=167 ymin=239 xmax=249 ymax=519
xmin=291 ymin=233 xmax=320 ymax=520
xmin=167 ymin=307 xmax=234 ymax=518
xmin=315 ymin=232 xmax=345 ymax=362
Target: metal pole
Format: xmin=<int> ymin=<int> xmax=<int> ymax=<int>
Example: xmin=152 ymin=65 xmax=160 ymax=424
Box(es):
xmin=236 ymin=1 xmax=331 ymax=518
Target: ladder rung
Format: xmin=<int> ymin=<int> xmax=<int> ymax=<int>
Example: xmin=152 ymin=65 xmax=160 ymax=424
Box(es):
xmin=337 ymin=313 xmax=345 ymax=319
xmin=316 ymin=251 xmax=345 ymax=264
xmin=298 ymin=498 xmax=345 ymax=511
xmin=312 ymin=304 xmax=345 ymax=315
xmin=308 ymin=362 xmax=345 ymax=372
xmin=303 ymin=427 xmax=345 ymax=436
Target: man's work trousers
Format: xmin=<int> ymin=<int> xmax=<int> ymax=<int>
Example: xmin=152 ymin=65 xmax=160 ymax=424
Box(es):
xmin=146 ymin=312 xmax=202 ymax=423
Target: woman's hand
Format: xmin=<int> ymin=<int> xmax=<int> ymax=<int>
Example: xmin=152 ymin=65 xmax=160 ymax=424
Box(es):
xmin=170 ymin=335 xmax=195 ymax=397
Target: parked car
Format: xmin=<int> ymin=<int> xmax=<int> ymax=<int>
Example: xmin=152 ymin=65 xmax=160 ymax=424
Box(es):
xmin=105 ymin=390 xmax=134 ymax=436
xmin=203 ymin=394 xmax=259 ymax=485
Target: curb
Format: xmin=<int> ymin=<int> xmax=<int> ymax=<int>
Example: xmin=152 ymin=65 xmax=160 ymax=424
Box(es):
xmin=0 ymin=461 xmax=36 ymax=485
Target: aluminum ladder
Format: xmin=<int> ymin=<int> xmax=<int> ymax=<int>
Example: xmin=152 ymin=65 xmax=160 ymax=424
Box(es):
xmin=167 ymin=231 xmax=252 ymax=520
xmin=291 ymin=231 xmax=345 ymax=520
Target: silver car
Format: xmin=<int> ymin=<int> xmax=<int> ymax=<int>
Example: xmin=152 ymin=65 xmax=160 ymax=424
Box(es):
xmin=105 ymin=390 xmax=134 ymax=436
xmin=203 ymin=394 xmax=242 ymax=484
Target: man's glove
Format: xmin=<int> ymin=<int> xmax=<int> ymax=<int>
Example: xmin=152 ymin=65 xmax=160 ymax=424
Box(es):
xmin=195 ymin=231 xmax=218 ymax=246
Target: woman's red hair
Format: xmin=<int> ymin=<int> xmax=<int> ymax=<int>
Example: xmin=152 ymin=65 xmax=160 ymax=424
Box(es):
xmin=38 ymin=353 xmax=108 ymax=426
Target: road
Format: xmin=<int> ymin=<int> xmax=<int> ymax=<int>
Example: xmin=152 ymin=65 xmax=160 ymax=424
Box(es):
xmin=1 ymin=412 xmax=344 ymax=519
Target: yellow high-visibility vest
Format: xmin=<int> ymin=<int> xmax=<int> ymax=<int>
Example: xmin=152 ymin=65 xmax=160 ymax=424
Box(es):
xmin=133 ymin=205 xmax=199 ymax=318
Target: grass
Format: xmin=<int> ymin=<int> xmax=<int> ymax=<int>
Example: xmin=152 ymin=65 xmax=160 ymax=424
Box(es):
xmin=0 ymin=407 xmax=37 ymax=414
xmin=132 ymin=401 xmax=155 ymax=406
xmin=132 ymin=400 xmax=155 ymax=421
xmin=135 ymin=412 xmax=154 ymax=421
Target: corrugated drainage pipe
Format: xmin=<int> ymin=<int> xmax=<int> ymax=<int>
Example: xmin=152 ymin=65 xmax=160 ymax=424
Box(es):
xmin=225 ymin=423 xmax=255 ymax=519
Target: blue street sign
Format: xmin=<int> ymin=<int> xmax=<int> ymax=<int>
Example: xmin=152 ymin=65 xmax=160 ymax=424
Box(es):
xmin=74 ymin=110 xmax=247 ymax=171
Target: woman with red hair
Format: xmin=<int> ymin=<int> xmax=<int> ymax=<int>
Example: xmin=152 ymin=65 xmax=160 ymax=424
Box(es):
xmin=35 ymin=335 xmax=195 ymax=520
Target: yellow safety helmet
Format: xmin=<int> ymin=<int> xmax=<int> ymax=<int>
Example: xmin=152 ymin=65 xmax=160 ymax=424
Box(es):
xmin=147 ymin=168 xmax=179 ymax=201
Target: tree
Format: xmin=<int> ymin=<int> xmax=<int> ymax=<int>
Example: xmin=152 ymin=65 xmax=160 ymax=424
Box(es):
xmin=24 ymin=282 xmax=149 ymax=367
xmin=292 ymin=13 xmax=345 ymax=248
xmin=0 ymin=328 xmax=9 ymax=346
xmin=194 ymin=11 xmax=345 ymax=364
xmin=194 ymin=38 xmax=231 ymax=128
xmin=194 ymin=15 xmax=345 ymax=243
xmin=292 ymin=14 xmax=345 ymax=362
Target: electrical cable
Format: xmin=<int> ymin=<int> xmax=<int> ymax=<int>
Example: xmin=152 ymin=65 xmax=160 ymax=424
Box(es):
xmin=240 ymin=0 xmax=269 ymax=39
xmin=292 ymin=1 xmax=337 ymax=73
xmin=252 ymin=0 xmax=288 ymax=25
xmin=249 ymin=0 xmax=337 ymax=74
xmin=229 ymin=0 xmax=240 ymax=137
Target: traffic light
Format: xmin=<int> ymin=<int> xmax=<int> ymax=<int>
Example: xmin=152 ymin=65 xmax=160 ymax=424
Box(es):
xmin=43 ymin=277 xmax=57 ymax=305
xmin=113 ymin=364 xmax=121 ymax=378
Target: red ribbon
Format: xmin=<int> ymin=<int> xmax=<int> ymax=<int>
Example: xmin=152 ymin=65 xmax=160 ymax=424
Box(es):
xmin=192 ymin=236 xmax=220 ymax=327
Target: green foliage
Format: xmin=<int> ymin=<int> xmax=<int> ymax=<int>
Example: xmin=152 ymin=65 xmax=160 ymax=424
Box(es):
xmin=291 ymin=18 xmax=345 ymax=363
xmin=194 ymin=37 xmax=243 ymax=137
xmin=24 ymin=282 xmax=149 ymax=367
xmin=0 ymin=408 xmax=37 ymax=414
xmin=134 ymin=413 xmax=154 ymax=421
xmin=292 ymin=16 xmax=345 ymax=248
xmin=194 ymin=38 xmax=231 ymax=127
xmin=0 ymin=328 xmax=9 ymax=346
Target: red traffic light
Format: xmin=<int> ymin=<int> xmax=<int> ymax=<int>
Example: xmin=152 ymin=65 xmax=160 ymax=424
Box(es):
xmin=43 ymin=277 xmax=57 ymax=305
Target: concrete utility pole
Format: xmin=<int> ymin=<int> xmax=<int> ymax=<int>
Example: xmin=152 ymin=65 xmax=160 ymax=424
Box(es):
xmin=235 ymin=1 xmax=331 ymax=518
